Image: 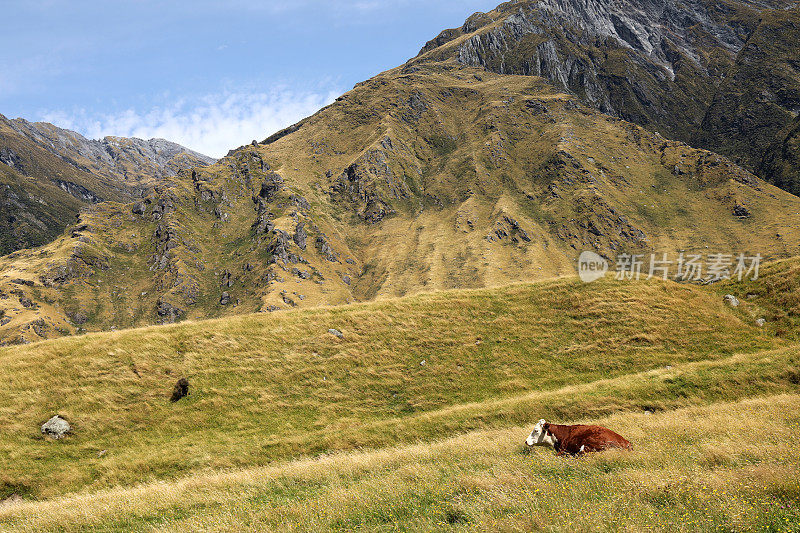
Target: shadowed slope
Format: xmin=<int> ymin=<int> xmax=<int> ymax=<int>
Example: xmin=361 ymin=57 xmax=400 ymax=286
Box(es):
xmin=0 ymin=113 xmax=215 ymax=255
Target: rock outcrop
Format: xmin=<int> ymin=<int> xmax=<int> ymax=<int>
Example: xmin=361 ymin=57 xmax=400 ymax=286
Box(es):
xmin=170 ymin=378 xmax=190 ymax=402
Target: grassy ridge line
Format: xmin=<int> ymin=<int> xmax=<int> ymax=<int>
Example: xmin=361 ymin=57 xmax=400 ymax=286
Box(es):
xmin=0 ymin=278 xmax=781 ymax=498
xmin=1 ymin=394 xmax=798 ymax=531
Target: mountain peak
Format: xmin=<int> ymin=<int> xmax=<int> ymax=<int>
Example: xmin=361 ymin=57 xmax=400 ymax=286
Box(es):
xmin=413 ymin=0 xmax=800 ymax=196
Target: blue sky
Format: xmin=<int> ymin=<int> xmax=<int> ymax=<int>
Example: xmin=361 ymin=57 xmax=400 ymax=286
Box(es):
xmin=0 ymin=0 xmax=493 ymax=157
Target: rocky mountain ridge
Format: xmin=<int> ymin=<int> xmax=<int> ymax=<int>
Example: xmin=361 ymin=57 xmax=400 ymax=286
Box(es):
xmin=0 ymin=113 xmax=215 ymax=254
xmin=1 ymin=114 xmax=215 ymax=199
xmin=416 ymin=0 xmax=800 ymax=195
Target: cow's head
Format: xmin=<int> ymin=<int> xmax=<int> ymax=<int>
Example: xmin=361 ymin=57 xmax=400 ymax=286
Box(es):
xmin=525 ymin=419 xmax=557 ymax=448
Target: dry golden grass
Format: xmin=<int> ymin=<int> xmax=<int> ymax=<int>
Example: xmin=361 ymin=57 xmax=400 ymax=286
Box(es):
xmin=1 ymin=394 xmax=797 ymax=532
xmin=0 ymin=276 xmax=787 ymax=500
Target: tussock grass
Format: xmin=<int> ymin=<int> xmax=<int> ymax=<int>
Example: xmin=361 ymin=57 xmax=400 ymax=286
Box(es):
xmin=1 ymin=394 xmax=798 ymax=532
xmin=722 ymin=256 xmax=800 ymax=338
xmin=0 ymin=277 xmax=782 ymax=499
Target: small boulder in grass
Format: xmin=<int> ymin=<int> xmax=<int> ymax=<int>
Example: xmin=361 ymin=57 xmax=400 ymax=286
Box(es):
xmin=170 ymin=378 xmax=190 ymax=402
xmin=756 ymin=318 xmax=766 ymax=327
xmin=723 ymin=295 xmax=740 ymax=307
xmin=41 ymin=415 xmax=71 ymax=439
xmin=328 ymin=328 xmax=344 ymax=338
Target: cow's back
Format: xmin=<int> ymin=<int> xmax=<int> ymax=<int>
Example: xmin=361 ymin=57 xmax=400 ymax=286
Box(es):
xmin=560 ymin=424 xmax=632 ymax=454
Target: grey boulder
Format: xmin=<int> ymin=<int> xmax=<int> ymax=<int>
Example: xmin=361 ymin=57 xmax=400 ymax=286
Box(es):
xmin=41 ymin=415 xmax=71 ymax=439
xmin=723 ymin=295 xmax=740 ymax=308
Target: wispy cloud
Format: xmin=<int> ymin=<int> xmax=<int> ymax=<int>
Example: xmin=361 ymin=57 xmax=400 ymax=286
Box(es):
xmin=41 ymin=88 xmax=341 ymax=158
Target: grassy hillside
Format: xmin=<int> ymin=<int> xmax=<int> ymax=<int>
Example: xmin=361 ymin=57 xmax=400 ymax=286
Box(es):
xmin=0 ymin=276 xmax=793 ymax=501
xmin=721 ymin=256 xmax=800 ymax=339
xmin=1 ymin=391 xmax=798 ymax=531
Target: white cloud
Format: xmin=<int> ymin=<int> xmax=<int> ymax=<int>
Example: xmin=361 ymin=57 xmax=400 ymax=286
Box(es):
xmin=41 ymin=88 xmax=342 ymax=159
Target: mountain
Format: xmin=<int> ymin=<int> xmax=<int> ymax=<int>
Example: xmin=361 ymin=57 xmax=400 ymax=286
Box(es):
xmin=416 ymin=0 xmax=800 ymax=195
xmin=2 ymin=57 xmax=800 ymax=344
xmin=3 ymin=4 xmax=800 ymax=527
xmin=0 ymin=114 xmax=215 ymax=255
xmin=3 ymin=0 xmax=800 ymax=345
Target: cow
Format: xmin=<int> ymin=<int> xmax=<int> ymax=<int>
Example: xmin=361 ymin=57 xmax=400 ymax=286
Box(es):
xmin=525 ymin=419 xmax=632 ymax=456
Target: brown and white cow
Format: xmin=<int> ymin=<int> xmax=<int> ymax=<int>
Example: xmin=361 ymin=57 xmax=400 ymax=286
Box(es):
xmin=525 ymin=419 xmax=632 ymax=456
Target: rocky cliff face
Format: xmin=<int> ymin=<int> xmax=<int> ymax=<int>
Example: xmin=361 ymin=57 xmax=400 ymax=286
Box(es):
xmin=0 ymin=114 xmax=215 ymax=255
xmin=416 ymin=0 xmax=800 ymax=195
